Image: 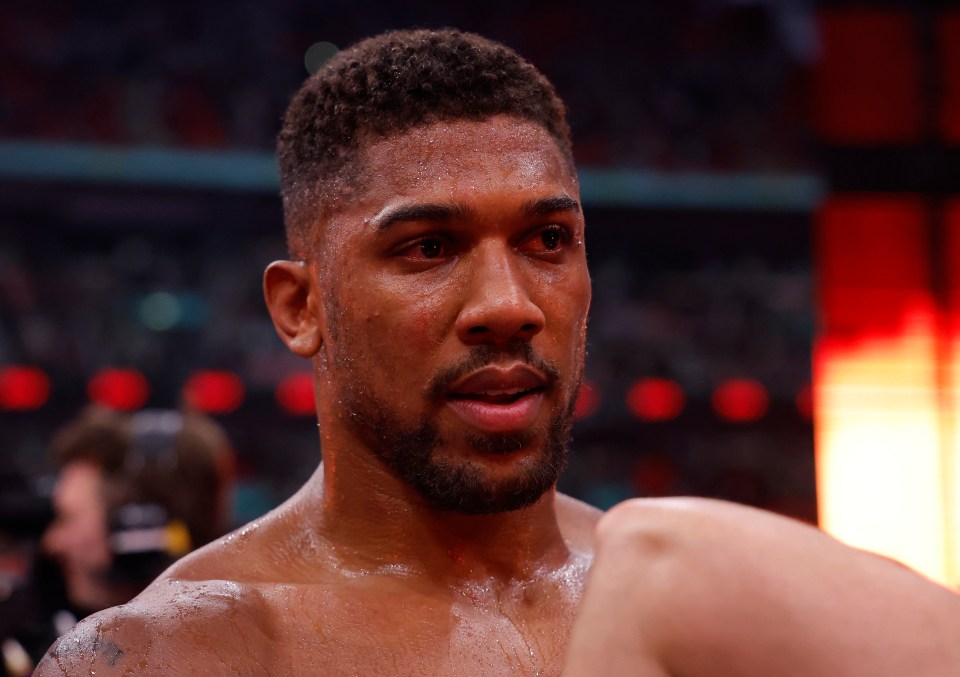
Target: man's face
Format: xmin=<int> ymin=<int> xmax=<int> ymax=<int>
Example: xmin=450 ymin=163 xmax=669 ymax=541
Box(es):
xmin=42 ymin=461 xmax=114 ymax=611
xmin=311 ymin=115 xmax=591 ymax=513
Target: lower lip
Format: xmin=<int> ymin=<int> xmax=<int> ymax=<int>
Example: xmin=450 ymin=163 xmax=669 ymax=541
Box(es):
xmin=445 ymin=391 xmax=544 ymax=434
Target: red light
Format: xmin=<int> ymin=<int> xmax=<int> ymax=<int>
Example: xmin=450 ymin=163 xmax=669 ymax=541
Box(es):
xmin=88 ymin=368 xmax=150 ymax=411
xmin=940 ymin=12 xmax=960 ymax=143
xmin=276 ymin=373 xmax=315 ymax=416
xmin=627 ymin=378 xmax=685 ymax=422
xmin=813 ymin=9 xmax=921 ymax=143
xmin=573 ymin=379 xmax=600 ymax=420
xmin=818 ymin=196 xmax=929 ymax=339
xmin=183 ymin=370 xmax=245 ymax=414
xmin=713 ymin=378 xmax=769 ymax=423
xmin=0 ymin=366 xmax=51 ymax=410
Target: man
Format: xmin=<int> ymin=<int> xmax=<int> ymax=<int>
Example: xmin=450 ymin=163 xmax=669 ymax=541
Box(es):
xmin=38 ymin=28 xmax=599 ymax=676
xmin=42 ymin=405 xmax=236 ymax=615
xmin=36 ymin=28 xmax=960 ymax=677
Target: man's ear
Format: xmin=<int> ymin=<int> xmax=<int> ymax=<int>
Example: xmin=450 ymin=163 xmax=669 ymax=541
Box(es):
xmin=263 ymin=260 xmax=323 ymax=357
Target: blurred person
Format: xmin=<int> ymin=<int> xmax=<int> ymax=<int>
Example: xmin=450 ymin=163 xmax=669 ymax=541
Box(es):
xmin=0 ymin=474 xmax=61 ymax=677
xmin=34 ymin=27 xmax=960 ymax=677
xmin=42 ymin=405 xmax=235 ymax=615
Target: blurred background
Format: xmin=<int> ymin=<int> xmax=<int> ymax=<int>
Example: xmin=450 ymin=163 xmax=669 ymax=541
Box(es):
xmin=2 ymin=0 xmax=959 ymax=670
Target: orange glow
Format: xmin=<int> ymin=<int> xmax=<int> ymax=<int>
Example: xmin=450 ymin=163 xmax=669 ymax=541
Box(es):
xmin=942 ymin=199 xmax=960 ymax=586
xmin=815 ymin=307 xmax=948 ymax=583
xmin=815 ymin=196 xmax=956 ymax=586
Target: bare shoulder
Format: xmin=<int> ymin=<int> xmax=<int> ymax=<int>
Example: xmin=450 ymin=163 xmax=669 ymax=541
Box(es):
xmin=164 ymin=488 xmax=325 ymax=584
xmin=34 ymin=498 xmax=321 ymax=676
xmin=595 ymin=495 xmax=824 ymax=546
xmin=566 ymin=497 xmax=960 ymax=677
xmin=555 ymin=491 xmax=603 ymax=554
xmin=594 ymin=495 xmax=960 ymax=610
xmin=34 ymin=578 xmax=273 ymax=676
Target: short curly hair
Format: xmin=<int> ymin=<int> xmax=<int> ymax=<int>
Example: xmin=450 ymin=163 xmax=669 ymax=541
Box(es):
xmin=277 ymin=28 xmax=573 ymax=257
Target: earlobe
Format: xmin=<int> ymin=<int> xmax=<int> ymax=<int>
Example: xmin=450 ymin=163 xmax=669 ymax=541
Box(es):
xmin=263 ymin=260 xmax=323 ymax=357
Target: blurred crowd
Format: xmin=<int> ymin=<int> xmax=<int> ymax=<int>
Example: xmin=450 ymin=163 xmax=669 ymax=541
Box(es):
xmin=0 ymin=207 xmax=814 ymax=511
xmin=0 ymin=0 xmax=815 ymax=170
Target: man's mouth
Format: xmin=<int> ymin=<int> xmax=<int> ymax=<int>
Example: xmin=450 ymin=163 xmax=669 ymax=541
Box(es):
xmin=448 ymin=386 xmax=542 ymax=405
xmin=444 ymin=365 xmax=548 ymax=434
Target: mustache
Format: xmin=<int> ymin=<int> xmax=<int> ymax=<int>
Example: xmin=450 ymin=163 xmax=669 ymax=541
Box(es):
xmin=427 ymin=341 xmax=561 ymax=400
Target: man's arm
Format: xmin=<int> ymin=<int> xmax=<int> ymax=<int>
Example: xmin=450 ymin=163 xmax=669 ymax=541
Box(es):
xmin=563 ymin=497 xmax=960 ymax=677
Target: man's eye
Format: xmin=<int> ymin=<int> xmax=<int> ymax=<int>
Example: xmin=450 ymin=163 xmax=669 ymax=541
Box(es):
xmin=398 ymin=237 xmax=449 ymax=260
xmin=526 ymin=225 xmax=568 ymax=254
xmin=540 ymin=227 xmax=562 ymax=251
xmin=418 ymin=239 xmax=444 ymax=258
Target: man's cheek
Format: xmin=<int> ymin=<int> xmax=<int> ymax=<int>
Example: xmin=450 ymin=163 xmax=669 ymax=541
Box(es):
xmin=359 ymin=310 xmax=436 ymax=377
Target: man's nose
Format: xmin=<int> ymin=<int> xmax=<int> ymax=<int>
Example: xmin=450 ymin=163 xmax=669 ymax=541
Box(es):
xmin=455 ymin=244 xmax=545 ymax=346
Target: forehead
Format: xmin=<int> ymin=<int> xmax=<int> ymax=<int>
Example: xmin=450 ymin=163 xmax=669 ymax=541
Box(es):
xmin=55 ymin=461 xmax=104 ymax=510
xmin=344 ymin=116 xmax=578 ymax=217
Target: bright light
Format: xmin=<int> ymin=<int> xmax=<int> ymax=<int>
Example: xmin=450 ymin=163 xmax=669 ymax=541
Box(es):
xmin=276 ymin=373 xmax=315 ymax=416
xmin=183 ymin=370 xmax=245 ymax=414
xmin=626 ymin=377 xmax=684 ymax=422
xmin=0 ymin=365 xmax=51 ymax=410
xmin=815 ymin=195 xmax=956 ymax=586
xmin=816 ymin=314 xmax=948 ymax=583
xmin=88 ymin=368 xmax=150 ymax=411
xmin=712 ymin=378 xmax=768 ymax=423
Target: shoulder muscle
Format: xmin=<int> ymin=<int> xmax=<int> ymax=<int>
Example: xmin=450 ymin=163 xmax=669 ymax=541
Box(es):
xmin=35 ymin=579 xmax=274 ymax=676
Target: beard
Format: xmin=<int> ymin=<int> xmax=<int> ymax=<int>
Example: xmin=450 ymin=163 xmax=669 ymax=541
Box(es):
xmin=334 ymin=342 xmax=581 ymax=515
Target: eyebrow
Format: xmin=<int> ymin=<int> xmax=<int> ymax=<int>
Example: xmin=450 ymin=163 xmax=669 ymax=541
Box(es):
xmin=371 ymin=195 xmax=581 ymax=232
xmin=371 ymin=203 xmax=467 ymax=231
xmin=522 ymin=195 xmax=581 ymax=217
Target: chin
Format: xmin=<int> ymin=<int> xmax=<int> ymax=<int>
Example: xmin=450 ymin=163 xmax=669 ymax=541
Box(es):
xmin=406 ymin=436 xmax=567 ymax=515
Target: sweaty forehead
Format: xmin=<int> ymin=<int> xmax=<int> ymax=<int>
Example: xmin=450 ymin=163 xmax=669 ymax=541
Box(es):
xmin=352 ymin=116 xmax=577 ymax=202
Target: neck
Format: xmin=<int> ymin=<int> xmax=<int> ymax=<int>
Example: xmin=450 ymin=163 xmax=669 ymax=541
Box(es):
xmin=303 ymin=449 xmax=572 ymax=586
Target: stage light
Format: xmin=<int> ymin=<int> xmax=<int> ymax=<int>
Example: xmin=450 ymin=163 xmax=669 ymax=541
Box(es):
xmin=276 ymin=373 xmax=315 ymax=416
xmin=712 ymin=378 xmax=768 ymax=423
xmin=816 ymin=195 xmax=952 ymax=586
xmin=939 ymin=12 xmax=960 ymax=143
xmin=942 ymin=198 xmax=960 ymax=586
xmin=0 ymin=365 xmax=51 ymax=410
xmin=88 ymin=368 xmax=150 ymax=411
xmin=183 ymin=370 xmax=245 ymax=414
xmin=813 ymin=8 xmax=921 ymax=144
xmin=627 ymin=378 xmax=684 ymax=422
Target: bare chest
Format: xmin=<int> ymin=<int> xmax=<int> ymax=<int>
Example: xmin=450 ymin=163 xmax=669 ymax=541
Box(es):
xmin=260 ymin=579 xmax=582 ymax=676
